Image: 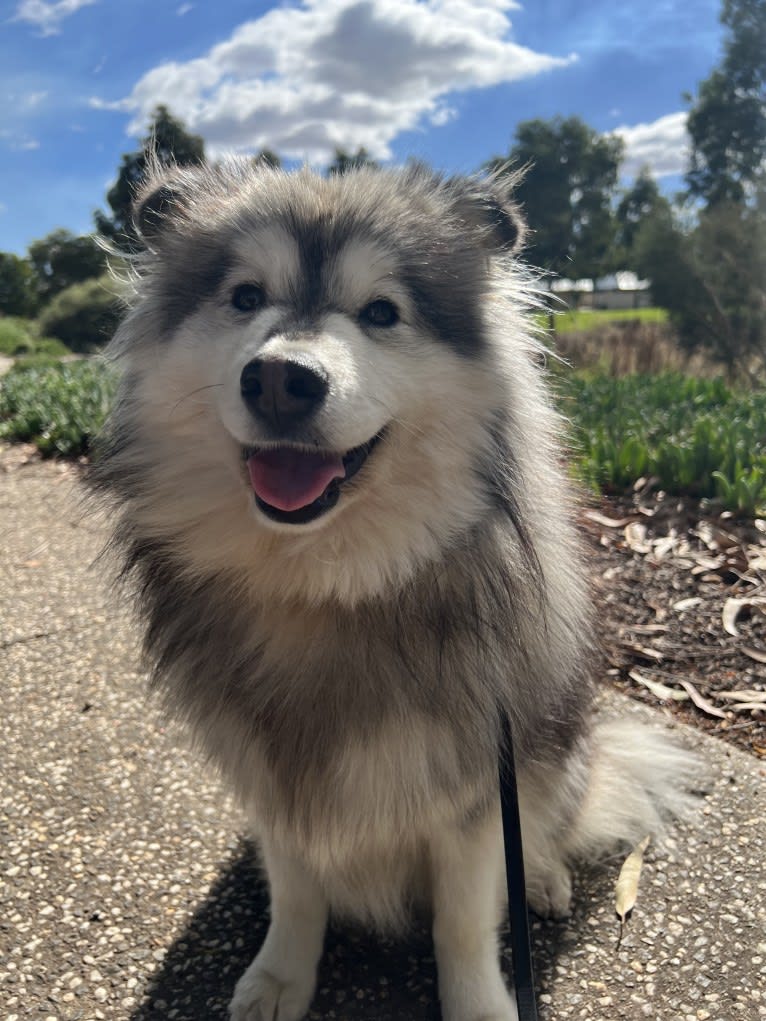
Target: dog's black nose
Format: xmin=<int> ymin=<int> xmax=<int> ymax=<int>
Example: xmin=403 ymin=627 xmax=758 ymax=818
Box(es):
xmin=240 ymin=357 xmax=329 ymax=430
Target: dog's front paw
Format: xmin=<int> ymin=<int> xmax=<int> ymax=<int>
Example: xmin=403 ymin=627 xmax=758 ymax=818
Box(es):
xmin=441 ymin=988 xmax=519 ymax=1021
xmin=229 ymin=961 xmax=314 ymax=1021
xmin=526 ymin=861 xmax=572 ymax=920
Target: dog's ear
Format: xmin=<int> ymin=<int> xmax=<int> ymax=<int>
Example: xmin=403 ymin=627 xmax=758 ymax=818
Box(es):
xmin=133 ymin=181 xmax=187 ymax=243
xmin=132 ymin=158 xmax=208 ymax=246
xmin=448 ymin=173 xmax=527 ymax=256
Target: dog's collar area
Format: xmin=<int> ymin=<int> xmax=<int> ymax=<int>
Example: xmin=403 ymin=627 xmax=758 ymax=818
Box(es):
xmin=244 ymin=430 xmax=385 ymax=526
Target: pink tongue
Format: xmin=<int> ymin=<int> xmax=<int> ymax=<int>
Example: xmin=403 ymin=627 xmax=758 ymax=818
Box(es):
xmin=247 ymin=448 xmax=346 ymax=512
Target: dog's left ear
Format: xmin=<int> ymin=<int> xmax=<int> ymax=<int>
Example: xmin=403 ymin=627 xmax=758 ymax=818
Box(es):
xmin=448 ymin=174 xmax=526 ymax=256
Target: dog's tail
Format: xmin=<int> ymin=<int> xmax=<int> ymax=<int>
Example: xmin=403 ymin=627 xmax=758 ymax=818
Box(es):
xmin=564 ymin=718 xmax=704 ymax=860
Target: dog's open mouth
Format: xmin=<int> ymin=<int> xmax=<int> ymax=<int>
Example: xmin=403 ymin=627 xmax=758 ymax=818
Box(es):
xmin=244 ymin=432 xmax=384 ymax=525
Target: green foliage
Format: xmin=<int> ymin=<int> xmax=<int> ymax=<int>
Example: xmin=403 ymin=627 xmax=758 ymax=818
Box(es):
xmin=326 ymin=148 xmax=380 ymax=175
xmin=95 ymin=105 xmax=205 ymax=251
xmin=0 ymin=317 xmax=68 ymax=357
xmin=487 ymin=116 xmax=624 ymax=278
xmin=0 ymin=253 xmax=39 ymax=317
xmin=0 ymin=360 xmax=117 ymax=456
xmin=37 ymin=275 xmax=121 ymax=353
xmin=686 ymin=0 xmax=766 ymax=205
xmin=561 ymin=372 xmax=766 ymax=514
xmin=28 ymin=229 xmax=106 ymax=305
xmin=634 ymin=197 xmax=766 ymax=375
xmin=613 ymin=169 xmax=672 ymax=266
xmin=549 ymin=307 xmax=668 ymax=333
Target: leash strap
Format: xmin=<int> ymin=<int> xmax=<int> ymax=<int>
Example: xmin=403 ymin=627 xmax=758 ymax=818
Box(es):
xmin=498 ymin=712 xmax=539 ymax=1021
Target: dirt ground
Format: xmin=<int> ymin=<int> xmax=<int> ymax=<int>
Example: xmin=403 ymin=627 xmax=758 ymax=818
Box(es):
xmin=582 ymin=484 xmax=766 ymax=759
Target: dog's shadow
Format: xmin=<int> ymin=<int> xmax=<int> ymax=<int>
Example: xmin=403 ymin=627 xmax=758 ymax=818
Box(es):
xmin=130 ymin=838 xmax=611 ymax=1021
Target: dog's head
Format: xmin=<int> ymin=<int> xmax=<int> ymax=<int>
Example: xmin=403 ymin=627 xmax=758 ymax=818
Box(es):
xmin=105 ymin=163 xmax=533 ymax=603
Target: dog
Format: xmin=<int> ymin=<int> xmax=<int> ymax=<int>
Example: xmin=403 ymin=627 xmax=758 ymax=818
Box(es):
xmin=91 ymin=161 xmax=697 ymax=1021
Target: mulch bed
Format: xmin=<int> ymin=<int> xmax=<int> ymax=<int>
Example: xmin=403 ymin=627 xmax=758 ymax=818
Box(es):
xmin=582 ymin=484 xmax=766 ymax=758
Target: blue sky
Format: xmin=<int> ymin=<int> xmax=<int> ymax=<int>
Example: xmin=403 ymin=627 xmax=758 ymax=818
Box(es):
xmin=2 ymin=0 xmax=724 ymax=255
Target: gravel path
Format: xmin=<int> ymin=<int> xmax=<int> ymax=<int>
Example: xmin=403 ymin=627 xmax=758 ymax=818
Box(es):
xmin=2 ymin=446 xmax=764 ymax=1021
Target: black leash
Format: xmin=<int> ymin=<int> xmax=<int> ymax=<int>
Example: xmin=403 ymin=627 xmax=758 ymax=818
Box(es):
xmin=498 ymin=712 xmax=539 ymax=1021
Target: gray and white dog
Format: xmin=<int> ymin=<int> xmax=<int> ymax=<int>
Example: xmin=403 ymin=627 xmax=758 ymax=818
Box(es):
xmin=91 ymin=162 xmax=695 ymax=1021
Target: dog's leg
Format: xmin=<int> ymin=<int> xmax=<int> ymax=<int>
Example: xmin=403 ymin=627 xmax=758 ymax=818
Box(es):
xmin=430 ymin=813 xmax=519 ymax=1021
xmin=229 ymin=841 xmax=327 ymax=1021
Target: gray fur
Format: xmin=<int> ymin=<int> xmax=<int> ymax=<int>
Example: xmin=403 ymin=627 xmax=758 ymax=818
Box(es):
xmin=90 ymin=162 xmax=696 ymax=1021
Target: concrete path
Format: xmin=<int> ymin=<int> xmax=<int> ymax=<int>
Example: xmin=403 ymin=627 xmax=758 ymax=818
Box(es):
xmin=1 ymin=446 xmax=764 ymax=1021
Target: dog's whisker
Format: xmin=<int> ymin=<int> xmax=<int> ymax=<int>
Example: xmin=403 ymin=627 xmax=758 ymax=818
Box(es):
xmin=170 ymin=383 xmax=224 ymax=416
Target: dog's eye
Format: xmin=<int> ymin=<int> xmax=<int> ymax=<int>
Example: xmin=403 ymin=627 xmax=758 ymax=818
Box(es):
xmin=360 ymin=299 xmax=399 ymax=328
xmin=231 ymin=283 xmax=266 ymax=312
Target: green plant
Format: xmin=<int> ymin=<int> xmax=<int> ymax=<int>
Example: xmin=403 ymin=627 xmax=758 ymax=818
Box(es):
xmin=37 ymin=275 xmax=121 ymax=353
xmin=560 ymin=371 xmax=766 ymax=515
xmin=0 ymin=359 xmax=117 ymax=456
xmin=0 ymin=317 xmax=69 ymax=358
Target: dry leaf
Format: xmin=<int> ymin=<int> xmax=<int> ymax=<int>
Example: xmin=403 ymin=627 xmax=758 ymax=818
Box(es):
xmin=621 ymin=641 xmax=664 ymax=662
xmin=730 ymin=701 xmax=766 ymax=713
xmin=584 ymin=510 xmax=635 ymax=528
xmin=626 ymin=623 xmax=669 ymax=635
xmin=629 ymin=669 xmax=689 ymax=702
xmin=742 ymin=647 xmax=766 ymax=664
xmin=651 ymin=536 xmax=677 ymax=561
xmin=615 ymin=835 xmax=651 ymax=948
xmin=673 ymin=597 xmax=702 ymax=612
xmin=624 ymin=522 xmax=650 ymax=552
xmin=678 ymin=679 xmax=729 ymax=720
xmin=722 ymin=597 xmax=766 ymax=637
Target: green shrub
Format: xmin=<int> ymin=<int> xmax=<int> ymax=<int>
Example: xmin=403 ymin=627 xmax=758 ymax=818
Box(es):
xmin=37 ymin=275 xmax=121 ymax=353
xmin=0 ymin=359 xmax=117 ymax=456
xmin=0 ymin=316 xmax=38 ymax=356
xmin=561 ymin=372 xmax=766 ymax=515
xmin=0 ymin=316 xmax=69 ymax=358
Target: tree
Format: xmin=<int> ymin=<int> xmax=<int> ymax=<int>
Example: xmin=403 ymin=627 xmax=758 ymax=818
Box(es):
xmin=634 ymin=194 xmax=766 ymax=377
xmin=326 ymin=147 xmax=379 ymax=175
xmin=487 ymin=116 xmax=624 ymax=278
xmin=686 ymin=0 xmax=766 ymax=206
xmin=614 ymin=168 xmax=672 ymax=264
xmin=28 ymin=230 xmax=106 ymax=305
xmin=0 ymin=253 xmax=38 ymax=317
xmin=253 ymin=149 xmax=282 ymax=170
xmin=95 ymin=105 xmax=205 ymax=251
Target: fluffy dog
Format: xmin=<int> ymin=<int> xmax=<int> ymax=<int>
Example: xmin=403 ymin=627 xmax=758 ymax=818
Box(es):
xmin=91 ymin=162 xmax=695 ymax=1021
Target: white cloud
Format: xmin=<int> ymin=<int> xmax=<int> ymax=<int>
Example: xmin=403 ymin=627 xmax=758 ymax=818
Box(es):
xmin=14 ymin=0 xmax=98 ymax=36
xmin=0 ymin=130 xmax=41 ymax=151
xmin=176 ymin=3 xmax=194 ymax=14
xmin=93 ymin=0 xmax=576 ymax=164
xmin=22 ymin=90 xmax=48 ymax=109
xmin=613 ymin=110 xmax=689 ymax=180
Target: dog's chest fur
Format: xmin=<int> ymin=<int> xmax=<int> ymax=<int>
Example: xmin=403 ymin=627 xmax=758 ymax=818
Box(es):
xmin=136 ymin=533 xmax=588 ymax=871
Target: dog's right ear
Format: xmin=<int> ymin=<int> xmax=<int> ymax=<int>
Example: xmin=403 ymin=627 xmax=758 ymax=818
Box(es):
xmin=133 ymin=178 xmax=189 ymax=246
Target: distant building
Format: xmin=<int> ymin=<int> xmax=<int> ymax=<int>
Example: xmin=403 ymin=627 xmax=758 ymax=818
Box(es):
xmin=593 ymin=271 xmax=652 ymax=310
xmin=546 ymin=271 xmax=651 ymax=310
